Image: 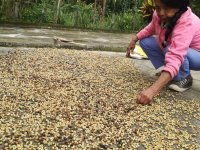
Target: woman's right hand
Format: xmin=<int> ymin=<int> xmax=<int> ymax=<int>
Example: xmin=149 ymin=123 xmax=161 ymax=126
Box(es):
xmin=126 ymin=38 xmax=138 ymax=58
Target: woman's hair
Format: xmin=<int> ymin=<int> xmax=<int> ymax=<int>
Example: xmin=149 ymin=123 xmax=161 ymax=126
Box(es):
xmin=161 ymin=0 xmax=190 ymax=48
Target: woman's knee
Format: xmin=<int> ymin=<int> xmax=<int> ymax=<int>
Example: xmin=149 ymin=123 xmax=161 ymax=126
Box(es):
xmin=139 ymin=37 xmax=150 ymax=48
xmin=139 ymin=37 xmax=157 ymax=51
xmin=187 ymin=48 xmax=200 ymax=70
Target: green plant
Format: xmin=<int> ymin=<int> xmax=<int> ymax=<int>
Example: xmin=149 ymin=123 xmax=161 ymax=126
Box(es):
xmin=59 ymin=1 xmax=94 ymax=27
xmin=115 ymin=10 xmax=146 ymax=31
xmin=139 ymin=0 xmax=154 ymax=21
xmin=190 ymin=0 xmax=200 ymax=17
xmin=20 ymin=0 xmax=56 ymax=23
xmin=0 ymin=0 xmax=149 ymax=31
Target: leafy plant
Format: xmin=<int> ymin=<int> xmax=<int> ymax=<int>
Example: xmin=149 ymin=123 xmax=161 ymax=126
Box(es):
xmin=21 ymin=0 xmax=55 ymax=23
xmin=114 ymin=9 xmax=146 ymax=31
xmin=0 ymin=0 xmax=149 ymax=31
xmin=59 ymin=1 xmax=93 ymax=27
xmin=190 ymin=0 xmax=200 ymax=17
xmin=139 ymin=0 xmax=154 ymax=21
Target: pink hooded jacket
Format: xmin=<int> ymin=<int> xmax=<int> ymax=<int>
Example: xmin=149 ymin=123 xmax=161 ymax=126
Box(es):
xmin=136 ymin=7 xmax=200 ymax=78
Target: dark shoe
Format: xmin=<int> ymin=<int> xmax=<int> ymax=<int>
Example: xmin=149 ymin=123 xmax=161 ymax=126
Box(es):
xmin=168 ymin=75 xmax=193 ymax=92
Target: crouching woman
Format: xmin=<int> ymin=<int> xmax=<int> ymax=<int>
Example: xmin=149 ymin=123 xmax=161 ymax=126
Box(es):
xmin=126 ymin=0 xmax=200 ymax=104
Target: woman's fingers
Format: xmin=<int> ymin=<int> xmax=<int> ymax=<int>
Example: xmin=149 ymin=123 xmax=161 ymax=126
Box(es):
xmin=126 ymin=47 xmax=131 ymax=57
xmin=136 ymin=92 xmax=152 ymax=105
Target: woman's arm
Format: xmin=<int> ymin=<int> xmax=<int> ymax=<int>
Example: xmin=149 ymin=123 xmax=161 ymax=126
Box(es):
xmin=126 ymin=36 xmax=139 ymax=57
xmin=136 ymin=71 xmax=172 ymax=105
xmin=126 ymin=11 xmax=158 ymax=57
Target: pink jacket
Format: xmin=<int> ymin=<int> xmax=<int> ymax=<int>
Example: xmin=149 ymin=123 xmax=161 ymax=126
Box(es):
xmin=136 ymin=7 xmax=200 ymax=78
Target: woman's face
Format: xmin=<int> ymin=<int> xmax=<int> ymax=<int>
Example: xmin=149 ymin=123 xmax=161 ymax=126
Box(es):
xmin=154 ymin=0 xmax=179 ymax=22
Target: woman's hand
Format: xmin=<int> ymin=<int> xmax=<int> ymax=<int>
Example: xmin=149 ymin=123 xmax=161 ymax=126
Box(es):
xmin=126 ymin=37 xmax=138 ymax=58
xmin=136 ymin=71 xmax=172 ymax=105
xmin=136 ymin=87 xmax=156 ymax=105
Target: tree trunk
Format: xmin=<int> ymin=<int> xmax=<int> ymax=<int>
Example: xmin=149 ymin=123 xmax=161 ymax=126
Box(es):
xmin=93 ymin=0 xmax=97 ymax=23
xmin=55 ymin=0 xmax=62 ymax=23
xmin=102 ymin=0 xmax=106 ymax=19
xmin=14 ymin=1 xmax=19 ymax=19
xmin=97 ymin=0 xmax=103 ymax=20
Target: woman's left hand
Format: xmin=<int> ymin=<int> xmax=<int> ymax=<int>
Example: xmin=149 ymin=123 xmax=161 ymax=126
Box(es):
xmin=136 ymin=87 xmax=157 ymax=105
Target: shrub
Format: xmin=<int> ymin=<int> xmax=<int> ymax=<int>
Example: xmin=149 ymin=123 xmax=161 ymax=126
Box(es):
xmin=21 ymin=3 xmax=54 ymax=23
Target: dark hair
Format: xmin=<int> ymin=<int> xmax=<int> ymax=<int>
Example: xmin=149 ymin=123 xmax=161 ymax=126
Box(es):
xmin=161 ymin=0 xmax=189 ymax=48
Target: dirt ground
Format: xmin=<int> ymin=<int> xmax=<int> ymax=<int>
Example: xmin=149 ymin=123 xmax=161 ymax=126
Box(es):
xmin=0 ymin=48 xmax=200 ymax=149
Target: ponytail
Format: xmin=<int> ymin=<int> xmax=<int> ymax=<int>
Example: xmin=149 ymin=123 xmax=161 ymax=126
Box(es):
xmin=162 ymin=7 xmax=188 ymax=48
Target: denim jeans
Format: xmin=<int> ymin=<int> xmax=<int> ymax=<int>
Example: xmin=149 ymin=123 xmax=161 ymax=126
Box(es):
xmin=139 ymin=36 xmax=200 ymax=81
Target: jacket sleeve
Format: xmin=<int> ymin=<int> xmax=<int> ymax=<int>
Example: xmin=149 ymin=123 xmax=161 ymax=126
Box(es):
xmin=136 ymin=11 xmax=157 ymax=40
xmin=163 ymin=18 xmax=195 ymax=78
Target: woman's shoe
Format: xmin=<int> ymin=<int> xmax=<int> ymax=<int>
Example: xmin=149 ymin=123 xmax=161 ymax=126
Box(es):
xmin=168 ymin=75 xmax=193 ymax=92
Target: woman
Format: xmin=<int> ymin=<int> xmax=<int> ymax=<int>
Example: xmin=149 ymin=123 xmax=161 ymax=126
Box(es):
xmin=126 ymin=0 xmax=200 ymax=105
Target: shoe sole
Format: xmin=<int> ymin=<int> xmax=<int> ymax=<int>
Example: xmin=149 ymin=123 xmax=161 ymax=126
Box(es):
xmin=168 ymin=84 xmax=191 ymax=92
